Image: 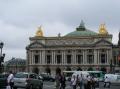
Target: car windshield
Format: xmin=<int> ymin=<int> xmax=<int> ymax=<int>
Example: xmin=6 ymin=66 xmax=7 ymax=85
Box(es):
xmin=0 ymin=74 xmax=8 ymax=78
xmin=15 ymin=73 xmax=28 ymax=78
xmin=0 ymin=74 xmax=4 ymax=78
xmin=117 ymin=76 xmax=120 ymax=80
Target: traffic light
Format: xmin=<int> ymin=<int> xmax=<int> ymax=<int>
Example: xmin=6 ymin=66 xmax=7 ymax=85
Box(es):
xmin=0 ymin=53 xmax=5 ymax=62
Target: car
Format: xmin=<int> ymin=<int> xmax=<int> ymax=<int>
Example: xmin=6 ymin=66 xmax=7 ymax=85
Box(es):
xmin=40 ymin=73 xmax=55 ymax=82
xmin=39 ymin=75 xmax=43 ymax=81
xmin=14 ymin=72 xmax=43 ymax=89
xmin=104 ymin=74 xmax=120 ymax=85
xmin=0 ymin=74 xmax=9 ymax=88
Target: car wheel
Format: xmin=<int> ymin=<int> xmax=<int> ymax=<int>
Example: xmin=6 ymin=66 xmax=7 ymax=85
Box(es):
xmin=14 ymin=87 xmax=17 ymax=89
xmin=39 ymin=85 xmax=43 ymax=89
xmin=29 ymin=85 xmax=33 ymax=89
xmin=39 ymin=83 xmax=43 ymax=89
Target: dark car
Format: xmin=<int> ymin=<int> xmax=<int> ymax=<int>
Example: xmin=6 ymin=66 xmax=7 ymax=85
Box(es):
xmin=0 ymin=74 xmax=9 ymax=88
xmin=40 ymin=73 xmax=55 ymax=82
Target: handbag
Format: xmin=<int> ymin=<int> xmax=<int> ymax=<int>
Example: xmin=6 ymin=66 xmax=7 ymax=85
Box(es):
xmin=6 ymin=85 xmax=11 ymax=89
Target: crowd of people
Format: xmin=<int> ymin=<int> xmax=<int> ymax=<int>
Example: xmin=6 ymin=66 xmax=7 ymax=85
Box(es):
xmin=70 ymin=74 xmax=98 ymax=89
xmin=55 ymin=72 xmax=99 ymax=89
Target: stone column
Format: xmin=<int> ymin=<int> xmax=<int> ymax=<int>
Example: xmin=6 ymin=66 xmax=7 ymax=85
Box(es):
xmin=105 ymin=52 xmax=107 ymax=64
xmin=62 ymin=50 xmax=64 ymax=65
xmin=98 ymin=50 xmax=100 ymax=65
xmin=32 ymin=51 xmax=34 ymax=65
xmin=107 ymin=50 xmax=109 ymax=64
xmin=52 ymin=50 xmax=54 ymax=64
xmin=53 ymin=50 xmax=56 ymax=65
xmin=42 ymin=50 xmax=45 ymax=65
xmin=29 ymin=51 xmax=31 ymax=65
xmin=39 ymin=51 xmax=41 ymax=64
xmin=40 ymin=51 xmax=42 ymax=64
xmin=64 ymin=50 xmax=66 ymax=65
xmin=94 ymin=49 xmax=97 ymax=64
xmin=83 ymin=49 xmax=85 ymax=64
xmin=74 ymin=50 xmax=76 ymax=65
xmin=72 ymin=50 xmax=75 ymax=64
xmin=84 ymin=49 xmax=87 ymax=65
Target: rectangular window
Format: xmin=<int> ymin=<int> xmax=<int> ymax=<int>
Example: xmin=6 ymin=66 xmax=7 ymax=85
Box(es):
xmin=101 ymin=54 xmax=106 ymax=64
xmin=77 ymin=55 xmax=83 ymax=64
xmin=46 ymin=55 xmax=51 ymax=64
xmin=34 ymin=55 xmax=39 ymax=64
xmin=56 ymin=55 xmax=62 ymax=64
xmin=87 ymin=55 xmax=94 ymax=64
xmin=67 ymin=55 xmax=71 ymax=64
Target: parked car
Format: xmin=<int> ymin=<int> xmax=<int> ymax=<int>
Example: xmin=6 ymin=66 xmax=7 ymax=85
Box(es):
xmin=40 ymin=73 xmax=55 ymax=82
xmin=0 ymin=74 xmax=8 ymax=88
xmin=104 ymin=74 xmax=120 ymax=85
xmin=39 ymin=75 xmax=43 ymax=81
xmin=14 ymin=72 xmax=43 ymax=89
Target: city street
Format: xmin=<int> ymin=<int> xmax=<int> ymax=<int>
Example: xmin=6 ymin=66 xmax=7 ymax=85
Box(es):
xmin=43 ymin=81 xmax=120 ymax=89
xmin=2 ymin=81 xmax=120 ymax=89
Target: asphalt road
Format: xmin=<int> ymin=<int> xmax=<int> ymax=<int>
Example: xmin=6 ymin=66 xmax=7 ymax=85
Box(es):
xmin=2 ymin=81 xmax=120 ymax=89
xmin=43 ymin=81 xmax=120 ymax=89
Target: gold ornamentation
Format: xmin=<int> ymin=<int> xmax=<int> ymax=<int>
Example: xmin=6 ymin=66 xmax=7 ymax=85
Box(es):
xmin=99 ymin=24 xmax=108 ymax=35
xmin=35 ymin=26 xmax=43 ymax=37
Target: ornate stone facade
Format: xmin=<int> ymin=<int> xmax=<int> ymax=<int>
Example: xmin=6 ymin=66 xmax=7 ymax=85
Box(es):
xmin=26 ymin=22 xmax=113 ymax=75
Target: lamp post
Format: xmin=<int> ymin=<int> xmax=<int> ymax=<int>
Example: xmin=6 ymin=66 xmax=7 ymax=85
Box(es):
xmin=0 ymin=42 xmax=5 ymax=73
xmin=110 ymin=59 xmax=113 ymax=73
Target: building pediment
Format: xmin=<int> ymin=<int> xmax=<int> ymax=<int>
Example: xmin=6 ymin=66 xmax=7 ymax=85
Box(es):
xmin=94 ymin=39 xmax=112 ymax=46
xmin=27 ymin=41 xmax=45 ymax=49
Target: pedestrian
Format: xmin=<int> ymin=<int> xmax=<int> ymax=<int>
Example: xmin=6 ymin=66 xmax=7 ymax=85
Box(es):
xmin=78 ymin=74 xmax=83 ymax=89
xmin=76 ymin=75 xmax=79 ymax=87
xmin=83 ymin=75 xmax=88 ymax=89
xmin=104 ymin=76 xmax=110 ymax=88
xmin=91 ymin=76 xmax=95 ymax=89
xmin=7 ymin=71 xmax=14 ymax=89
xmin=60 ymin=73 xmax=66 ymax=89
xmin=71 ymin=75 xmax=77 ymax=89
xmin=55 ymin=73 xmax=61 ymax=89
xmin=86 ymin=75 xmax=91 ymax=89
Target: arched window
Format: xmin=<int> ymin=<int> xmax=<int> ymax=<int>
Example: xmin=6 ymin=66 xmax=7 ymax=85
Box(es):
xmin=33 ymin=67 xmax=39 ymax=74
xmin=87 ymin=67 xmax=93 ymax=71
xmin=45 ymin=67 xmax=51 ymax=74
xmin=101 ymin=67 xmax=107 ymax=73
xmin=56 ymin=67 xmax=61 ymax=74
xmin=77 ymin=67 xmax=82 ymax=71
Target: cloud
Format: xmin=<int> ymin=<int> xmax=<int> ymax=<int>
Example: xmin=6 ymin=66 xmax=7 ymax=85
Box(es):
xmin=0 ymin=0 xmax=119 ymax=61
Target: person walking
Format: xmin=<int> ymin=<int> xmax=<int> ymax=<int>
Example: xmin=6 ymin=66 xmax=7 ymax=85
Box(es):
xmin=91 ymin=76 xmax=96 ymax=89
xmin=78 ymin=74 xmax=83 ymax=89
xmin=71 ymin=75 xmax=77 ymax=89
xmin=60 ymin=73 xmax=66 ymax=89
xmin=83 ymin=75 xmax=88 ymax=89
xmin=86 ymin=75 xmax=91 ymax=89
xmin=104 ymin=76 xmax=110 ymax=88
xmin=55 ymin=73 xmax=61 ymax=89
xmin=7 ymin=71 xmax=14 ymax=89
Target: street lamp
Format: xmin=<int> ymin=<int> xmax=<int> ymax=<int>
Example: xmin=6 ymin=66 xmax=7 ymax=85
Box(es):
xmin=0 ymin=42 xmax=5 ymax=73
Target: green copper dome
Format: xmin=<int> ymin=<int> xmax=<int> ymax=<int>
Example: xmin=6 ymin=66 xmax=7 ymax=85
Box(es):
xmin=65 ymin=21 xmax=98 ymax=37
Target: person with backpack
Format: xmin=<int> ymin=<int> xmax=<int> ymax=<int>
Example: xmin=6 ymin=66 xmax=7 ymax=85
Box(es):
xmin=7 ymin=71 xmax=14 ymax=89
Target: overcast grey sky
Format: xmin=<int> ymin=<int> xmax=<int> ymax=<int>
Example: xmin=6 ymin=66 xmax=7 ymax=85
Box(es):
xmin=0 ymin=0 xmax=120 ymax=61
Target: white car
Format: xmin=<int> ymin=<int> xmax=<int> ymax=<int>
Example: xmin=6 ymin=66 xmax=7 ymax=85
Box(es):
xmin=104 ymin=74 xmax=120 ymax=85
